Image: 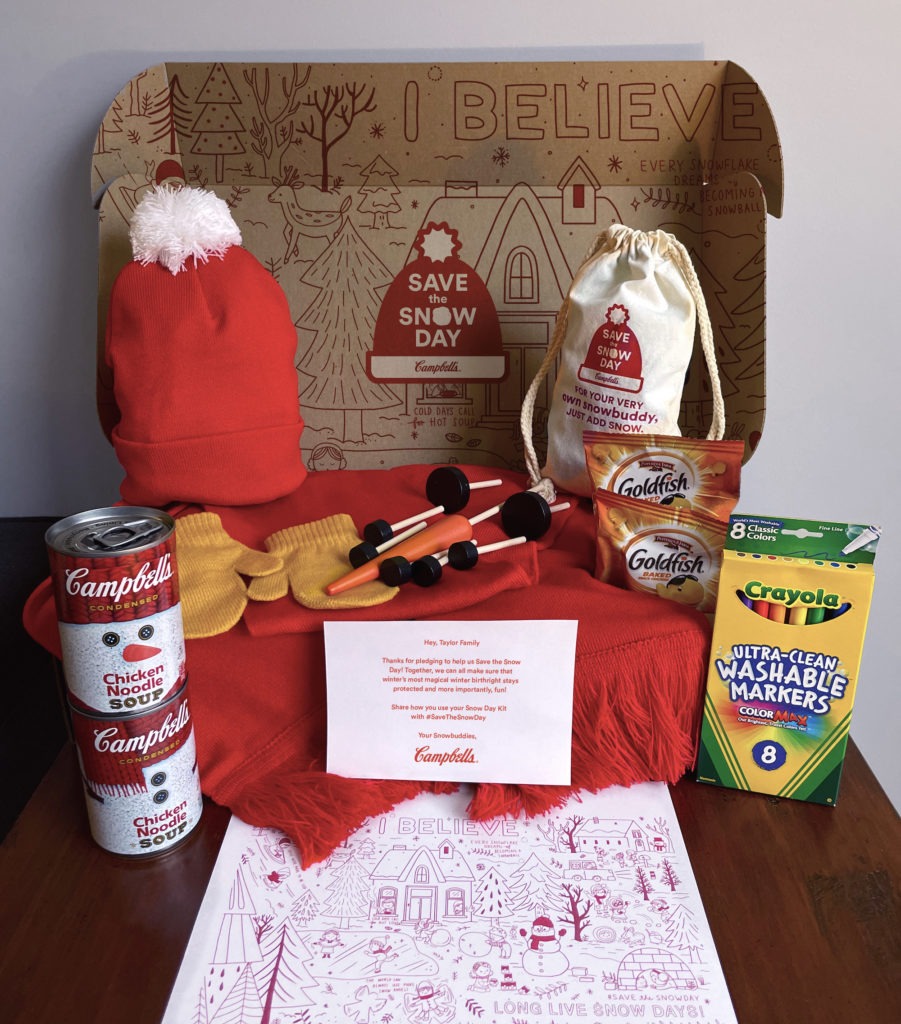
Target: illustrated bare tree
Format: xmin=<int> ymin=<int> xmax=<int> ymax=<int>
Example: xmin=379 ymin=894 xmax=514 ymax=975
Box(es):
xmin=299 ymin=81 xmax=377 ymax=192
xmin=243 ymin=63 xmax=312 ymax=180
xmin=147 ymin=73 xmax=193 ymax=155
xmin=546 ymin=879 xmax=592 ymax=942
xmin=559 ymin=814 xmax=585 ymax=853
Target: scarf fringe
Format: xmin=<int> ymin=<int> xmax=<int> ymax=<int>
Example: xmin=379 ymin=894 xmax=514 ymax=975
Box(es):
xmin=223 ymin=761 xmax=457 ymax=867
xmin=468 ymin=628 xmax=707 ymax=820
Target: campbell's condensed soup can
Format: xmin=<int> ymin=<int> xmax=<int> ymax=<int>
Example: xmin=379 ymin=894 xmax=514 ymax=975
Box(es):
xmin=69 ymin=682 xmax=203 ymax=855
xmin=46 ymin=507 xmax=185 ymax=715
xmin=46 ymin=507 xmax=202 ymax=855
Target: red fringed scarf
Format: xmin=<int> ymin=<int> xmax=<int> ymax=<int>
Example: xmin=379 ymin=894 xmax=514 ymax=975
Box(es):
xmin=25 ymin=465 xmax=710 ymax=866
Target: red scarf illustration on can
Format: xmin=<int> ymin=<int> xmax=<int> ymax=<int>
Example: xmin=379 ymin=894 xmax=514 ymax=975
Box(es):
xmin=578 ymin=304 xmax=644 ymax=394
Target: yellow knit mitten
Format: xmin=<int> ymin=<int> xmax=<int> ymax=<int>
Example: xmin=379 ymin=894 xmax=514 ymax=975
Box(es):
xmin=246 ymin=514 xmax=398 ymax=609
xmin=176 ymin=512 xmax=285 ymax=638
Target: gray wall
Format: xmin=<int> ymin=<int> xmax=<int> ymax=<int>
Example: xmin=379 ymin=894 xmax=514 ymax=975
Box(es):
xmin=3 ymin=1 xmax=898 ymax=811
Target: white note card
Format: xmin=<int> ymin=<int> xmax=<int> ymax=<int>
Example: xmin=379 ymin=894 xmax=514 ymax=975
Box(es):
xmin=324 ymin=619 xmax=577 ymax=785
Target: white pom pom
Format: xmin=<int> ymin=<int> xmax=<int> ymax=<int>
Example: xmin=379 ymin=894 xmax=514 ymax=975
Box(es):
xmin=129 ymin=185 xmax=242 ymax=274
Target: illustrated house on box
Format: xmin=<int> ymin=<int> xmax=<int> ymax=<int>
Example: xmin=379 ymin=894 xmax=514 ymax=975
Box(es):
xmin=370 ymin=841 xmax=474 ymax=924
xmin=410 ymin=173 xmax=618 ymax=429
xmin=558 ymin=156 xmax=603 ymax=225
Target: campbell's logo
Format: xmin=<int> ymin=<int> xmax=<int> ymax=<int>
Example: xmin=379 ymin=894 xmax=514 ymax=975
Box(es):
xmin=93 ymin=699 xmax=191 ymax=757
xmin=65 ymin=553 xmax=174 ymax=604
xmin=415 ymin=745 xmax=477 ymax=767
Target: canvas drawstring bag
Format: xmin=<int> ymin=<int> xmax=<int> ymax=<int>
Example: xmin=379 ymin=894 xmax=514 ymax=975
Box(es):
xmin=521 ymin=224 xmax=726 ymax=499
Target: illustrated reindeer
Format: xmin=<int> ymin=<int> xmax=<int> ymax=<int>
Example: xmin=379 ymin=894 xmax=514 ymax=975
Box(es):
xmin=267 ymin=165 xmax=352 ymax=263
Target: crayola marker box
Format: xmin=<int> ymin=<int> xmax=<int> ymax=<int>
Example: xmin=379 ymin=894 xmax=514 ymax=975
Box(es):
xmin=696 ymin=515 xmax=880 ymax=805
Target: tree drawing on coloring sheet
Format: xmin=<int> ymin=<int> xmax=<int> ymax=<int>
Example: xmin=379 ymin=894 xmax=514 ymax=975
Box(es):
xmin=161 ymin=787 xmax=740 ymax=1024
xmin=255 ymin=921 xmax=318 ymax=1021
xmin=320 ymin=850 xmax=372 ymax=929
xmin=296 ymin=218 xmax=402 ymax=444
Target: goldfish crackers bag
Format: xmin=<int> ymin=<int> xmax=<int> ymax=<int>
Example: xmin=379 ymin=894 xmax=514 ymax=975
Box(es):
xmin=584 ymin=431 xmax=744 ymax=521
xmin=593 ymin=491 xmax=727 ymax=615
xmin=696 ymin=515 xmax=880 ymax=805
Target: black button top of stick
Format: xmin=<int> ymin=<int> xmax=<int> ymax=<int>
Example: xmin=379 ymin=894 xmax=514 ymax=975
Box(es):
xmin=379 ymin=556 xmax=413 ymax=587
xmin=425 ymin=465 xmax=472 ymax=514
xmin=363 ymin=518 xmax=394 ymax=546
xmin=349 ymin=540 xmax=380 ymax=567
xmin=447 ymin=540 xmax=479 ymax=570
xmin=500 ymin=491 xmax=552 ymax=539
xmin=411 ymin=554 xmax=445 ymax=587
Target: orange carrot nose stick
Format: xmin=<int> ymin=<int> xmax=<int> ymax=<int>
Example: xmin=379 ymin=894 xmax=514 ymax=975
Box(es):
xmin=326 ymin=514 xmax=478 ymax=596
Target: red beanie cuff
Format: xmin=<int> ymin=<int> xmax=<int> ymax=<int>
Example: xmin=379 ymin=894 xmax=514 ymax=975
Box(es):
xmin=113 ymin=420 xmax=307 ymax=507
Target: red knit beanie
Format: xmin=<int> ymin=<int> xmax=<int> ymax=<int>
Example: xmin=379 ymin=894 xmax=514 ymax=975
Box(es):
xmin=105 ymin=185 xmax=306 ymax=507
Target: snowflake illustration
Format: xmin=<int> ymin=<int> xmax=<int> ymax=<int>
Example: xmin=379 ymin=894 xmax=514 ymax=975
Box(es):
xmin=607 ymin=154 xmax=623 ymax=173
xmin=491 ymin=146 xmax=511 ymax=167
xmin=370 ymin=122 xmax=386 ymax=139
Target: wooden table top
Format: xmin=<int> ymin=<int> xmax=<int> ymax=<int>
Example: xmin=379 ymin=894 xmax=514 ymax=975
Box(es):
xmin=1 ymin=740 xmax=898 ymax=1024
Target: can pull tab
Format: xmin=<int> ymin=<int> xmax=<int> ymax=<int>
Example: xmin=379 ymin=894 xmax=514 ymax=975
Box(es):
xmin=85 ymin=519 xmax=165 ymax=551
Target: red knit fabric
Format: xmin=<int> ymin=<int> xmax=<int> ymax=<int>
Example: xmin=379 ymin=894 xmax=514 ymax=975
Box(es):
xmin=106 ymin=247 xmax=306 ymax=507
xmin=24 ymin=465 xmax=711 ymax=866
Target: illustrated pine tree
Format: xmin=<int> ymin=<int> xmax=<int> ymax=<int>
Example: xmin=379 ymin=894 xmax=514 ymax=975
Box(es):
xmin=296 ymin=218 xmax=402 ymax=444
xmin=254 ymin=921 xmax=318 ymax=1023
xmin=299 ymin=80 xmax=377 ymax=192
xmin=97 ymin=96 xmax=123 ymax=155
xmin=192 ymin=63 xmax=246 ymax=183
xmin=660 ymin=858 xmax=681 ymax=891
xmin=320 ymin=849 xmax=372 ymax=928
xmin=210 ymin=966 xmax=264 ymax=1024
xmin=663 ymin=904 xmax=703 ymax=963
xmin=358 ymin=156 xmax=402 ymax=228
xmin=634 ymin=865 xmax=654 ymax=901
xmin=473 ymin=865 xmax=518 ymax=924
xmin=289 ymin=885 xmax=320 ymax=927
xmin=507 ymin=852 xmax=554 ymax=916
xmin=147 ymin=73 xmax=193 ymax=154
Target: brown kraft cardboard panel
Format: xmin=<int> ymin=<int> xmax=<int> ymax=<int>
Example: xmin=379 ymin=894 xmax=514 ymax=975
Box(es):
xmin=93 ymin=60 xmax=782 ymax=472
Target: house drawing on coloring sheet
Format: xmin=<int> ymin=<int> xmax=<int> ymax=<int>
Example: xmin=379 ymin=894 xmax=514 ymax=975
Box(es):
xmin=370 ymin=841 xmax=474 ymax=925
xmin=575 ymin=818 xmax=671 ymax=856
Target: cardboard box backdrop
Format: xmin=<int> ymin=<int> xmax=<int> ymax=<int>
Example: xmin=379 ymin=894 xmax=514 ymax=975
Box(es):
xmin=93 ymin=60 xmax=782 ymax=474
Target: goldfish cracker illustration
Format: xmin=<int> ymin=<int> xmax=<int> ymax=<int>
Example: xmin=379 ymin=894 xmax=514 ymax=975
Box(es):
xmin=583 ymin=431 xmax=744 ymax=521
xmin=696 ymin=515 xmax=880 ymax=805
xmin=593 ymin=490 xmax=727 ymax=614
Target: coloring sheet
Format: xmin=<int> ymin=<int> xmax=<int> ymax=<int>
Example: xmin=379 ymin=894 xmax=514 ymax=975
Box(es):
xmin=162 ymin=784 xmax=737 ymax=1024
